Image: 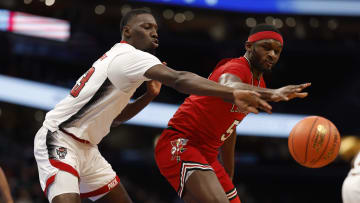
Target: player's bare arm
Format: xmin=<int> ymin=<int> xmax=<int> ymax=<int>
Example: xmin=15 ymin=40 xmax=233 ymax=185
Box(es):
xmin=0 ymin=167 xmax=13 ymax=203
xmin=144 ymin=64 xmax=272 ymax=114
xmin=219 ymin=73 xmax=311 ymax=102
xmin=220 ymin=130 xmax=237 ymax=180
xmin=112 ymin=80 xmax=162 ymax=127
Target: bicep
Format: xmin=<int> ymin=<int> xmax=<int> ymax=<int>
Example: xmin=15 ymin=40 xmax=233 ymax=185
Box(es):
xmin=144 ymin=64 xmax=181 ymax=87
xmin=218 ymin=73 xmax=244 ymax=87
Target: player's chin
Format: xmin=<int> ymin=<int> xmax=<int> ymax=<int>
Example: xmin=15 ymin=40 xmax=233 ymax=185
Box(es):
xmin=264 ymin=63 xmax=274 ymax=72
xmin=260 ymin=65 xmax=272 ymax=73
xmin=144 ymin=47 xmax=157 ymax=55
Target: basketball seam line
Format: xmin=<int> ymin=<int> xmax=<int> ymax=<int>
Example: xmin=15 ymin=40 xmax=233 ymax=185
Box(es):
xmin=304 ymin=117 xmax=319 ymax=164
xmin=291 ymin=126 xmax=299 ymax=162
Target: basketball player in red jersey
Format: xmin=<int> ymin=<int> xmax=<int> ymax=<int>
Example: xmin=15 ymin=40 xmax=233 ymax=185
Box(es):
xmin=155 ymin=24 xmax=311 ymax=203
xmin=34 ymin=9 xmax=273 ymax=203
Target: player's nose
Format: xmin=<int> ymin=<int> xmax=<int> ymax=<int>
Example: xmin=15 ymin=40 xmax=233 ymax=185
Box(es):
xmin=151 ymin=31 xmax=158 ymax=39
xmin=268 ymin=50 xmax=276 ymax=60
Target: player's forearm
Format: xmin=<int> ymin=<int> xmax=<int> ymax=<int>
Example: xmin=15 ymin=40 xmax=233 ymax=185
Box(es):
xmin=173 ymin=72 xmax=235 ymax=102
xmin=227 ymin=82 xmax=274 ymax=100
xmin=112 ymin=92 xmax=156 ymax=127
xmin=0 ymin=168 xmax=13 ymax=203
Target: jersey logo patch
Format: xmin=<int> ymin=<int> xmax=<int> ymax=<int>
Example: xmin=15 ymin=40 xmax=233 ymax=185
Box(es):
xmin=56 ymin=147 xmax=67 ymax=159
xmin=170 ymin=138 xmax=188 ymax=162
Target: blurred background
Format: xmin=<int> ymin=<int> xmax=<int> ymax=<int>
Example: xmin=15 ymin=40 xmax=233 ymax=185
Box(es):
xmin=0 ymin=0 xmax=359 ymax=202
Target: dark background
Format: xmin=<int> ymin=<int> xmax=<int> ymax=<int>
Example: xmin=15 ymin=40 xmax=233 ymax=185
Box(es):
xmin=0 ymin=0 xmax=359 ymax=202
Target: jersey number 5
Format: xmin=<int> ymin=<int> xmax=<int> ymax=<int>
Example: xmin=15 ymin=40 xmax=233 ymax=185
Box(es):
xmin=70 ymin=67 xmax=95 ymax=97
xmin=220 ymin=120 xmax=240 ymax=142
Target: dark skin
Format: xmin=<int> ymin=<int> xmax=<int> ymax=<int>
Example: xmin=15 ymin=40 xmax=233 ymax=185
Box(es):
xmin=183 ymin=38 xmax=310 ymax=203
xmin=0 ymin=167 xmax=13 ymax=203
xmin=220 ymin=39 xmax=311 ymax=103
xmin=121 ymin=13 xmax=273 ymax=113
xmin=206 ymin=38 xmax=310 ymax=203
xmin=51 ymin=13 xmax=272 ymax=203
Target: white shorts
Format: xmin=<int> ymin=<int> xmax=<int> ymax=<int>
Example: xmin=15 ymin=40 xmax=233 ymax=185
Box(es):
xmin=342 ymin=172 xmax=360 ymax=203
xmin=34 ymin=126 xmax=120 ymax=202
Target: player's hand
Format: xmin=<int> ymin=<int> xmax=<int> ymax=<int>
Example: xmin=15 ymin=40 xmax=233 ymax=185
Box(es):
xmin=271 ymin=83 xmax=311 ymax=102
xmin=233 ymin=90 xmax=272 ymax=114
xmin=146 ymin=80 xmax=162 ymax=97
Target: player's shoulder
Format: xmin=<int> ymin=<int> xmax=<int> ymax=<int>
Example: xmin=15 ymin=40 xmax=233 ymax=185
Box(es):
xmin=111 ymin=43 xmax=158 ymax=60
xmin=226 ymin=57 xmax=247 ymax=67
xmin=216 ymin=57 xmax=249 ymax=73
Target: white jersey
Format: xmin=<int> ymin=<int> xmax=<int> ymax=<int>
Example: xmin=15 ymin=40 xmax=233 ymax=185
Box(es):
xmin=350 ymin=152 xmax=360 ymax=175
xmin=43 ymin=42 xmax=162 ymax=144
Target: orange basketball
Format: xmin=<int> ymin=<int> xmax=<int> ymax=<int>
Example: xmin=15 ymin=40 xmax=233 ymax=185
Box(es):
xmin=288 ymin=116 xmax=341 ymax=168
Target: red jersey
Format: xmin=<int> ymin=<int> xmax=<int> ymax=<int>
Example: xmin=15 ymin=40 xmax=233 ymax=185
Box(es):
xmin=167 ymin=57 xmax=266 ymax=161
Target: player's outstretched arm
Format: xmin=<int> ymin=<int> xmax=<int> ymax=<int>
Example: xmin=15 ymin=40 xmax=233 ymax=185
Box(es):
xmin=219 ymin=73 xmax=310 ymax=102
xmin=112 ymin=80 xmax=161 ymax=127
xmin=0 ymin=167 xmax=13 ymax=203
xmin=144 ymin=64 xmax=272 ymax=114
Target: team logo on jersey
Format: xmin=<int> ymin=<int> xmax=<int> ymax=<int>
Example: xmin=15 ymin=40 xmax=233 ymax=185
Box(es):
xmin=56 ymin=147 xmax=67 ymax=159
xmin=170 ymin=138 xmax=188 ymax=162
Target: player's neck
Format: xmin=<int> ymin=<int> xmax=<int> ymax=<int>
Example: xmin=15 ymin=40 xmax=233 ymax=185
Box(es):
xmin=243 ymin=54 xmax=262 ymax=81
xmin=121 ymin=38 xmax=133 ymax=47
xmin=251 ymin=68 xmax=262 ymax=81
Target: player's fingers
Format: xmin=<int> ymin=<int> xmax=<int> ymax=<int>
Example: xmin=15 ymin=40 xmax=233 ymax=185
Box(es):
xmin=298 ymin=83 xmax=311 ymax=90
xmin=246 ymin=106 xmax=259 ymax=114
xmin=295 ymin=92 xmax=308 ymax=98
xmin=280 ymin=94 xmax=289 ymax=101
xmin=257 ymin=98 xmax=272 ymax=113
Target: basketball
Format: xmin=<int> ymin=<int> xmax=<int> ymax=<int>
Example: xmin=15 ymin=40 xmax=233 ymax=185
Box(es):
xmin=288 ymin=116 xmax=341 ymax=168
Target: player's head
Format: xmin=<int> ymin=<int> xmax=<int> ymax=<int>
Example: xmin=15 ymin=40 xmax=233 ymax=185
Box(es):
xmin=245 ymin=24 xmax=283 ymax=73
xmin=120 ymin=9 xmax=159 ymax=54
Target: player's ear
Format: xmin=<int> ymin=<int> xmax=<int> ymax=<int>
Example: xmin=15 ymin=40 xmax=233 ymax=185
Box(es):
xmin=245 ymin=41 xmax=253 ymax=52
xmin=123 ymin=25 xmax=132 ymax=38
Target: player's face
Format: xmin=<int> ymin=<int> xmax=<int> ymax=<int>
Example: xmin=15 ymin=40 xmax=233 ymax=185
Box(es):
xmin=250 ymin=39 xmax=283 ymax=73
xmin=127 ymin=14 xmax=159 ymax=54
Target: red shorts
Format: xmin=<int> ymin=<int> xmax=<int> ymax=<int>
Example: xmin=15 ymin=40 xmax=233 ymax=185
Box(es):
xmin=155 ymin=129 xmax=240 ymax=202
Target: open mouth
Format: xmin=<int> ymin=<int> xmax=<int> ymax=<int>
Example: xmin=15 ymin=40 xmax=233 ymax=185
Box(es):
xmin=265 ymin=61 xmax=274 ymax=67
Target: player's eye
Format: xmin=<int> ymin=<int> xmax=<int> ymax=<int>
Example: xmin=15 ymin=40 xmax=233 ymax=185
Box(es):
xmin=262 ymin=45 xmax=271 ymax=51
xmin=143 ymin=24 xmax=151 ymax=29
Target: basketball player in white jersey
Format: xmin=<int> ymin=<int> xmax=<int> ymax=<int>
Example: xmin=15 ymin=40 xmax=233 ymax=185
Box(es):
xmin=342 ymin=152 xmax=360 ymax=203
xmin=34 ymin=9 xmax=272 ymax=203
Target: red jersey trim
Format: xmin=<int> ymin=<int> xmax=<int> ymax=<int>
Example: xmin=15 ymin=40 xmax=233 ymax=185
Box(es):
xmin=178 ymin=162 xmax=213 ymax=198
xmin=120 ymin=41 xmax=128 ymax=44
xmin=80 ymin=176 xmax=120 ymax=198
xmin=43 ymin=160 xmax=80 ymax=196
xmin=44 ymin=174 xmax=56 ymax=196
xmin=49 ymin=159 xmax=80 ymax=178
xmin=60 ymin=128 xmax=91 ymax=144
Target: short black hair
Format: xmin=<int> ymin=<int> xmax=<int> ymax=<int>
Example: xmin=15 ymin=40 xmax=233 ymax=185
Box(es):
xmin=249 ymin=23 xmax=281 ymax=36
xmin=120 ymin=8 xmax=153 ymax=34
